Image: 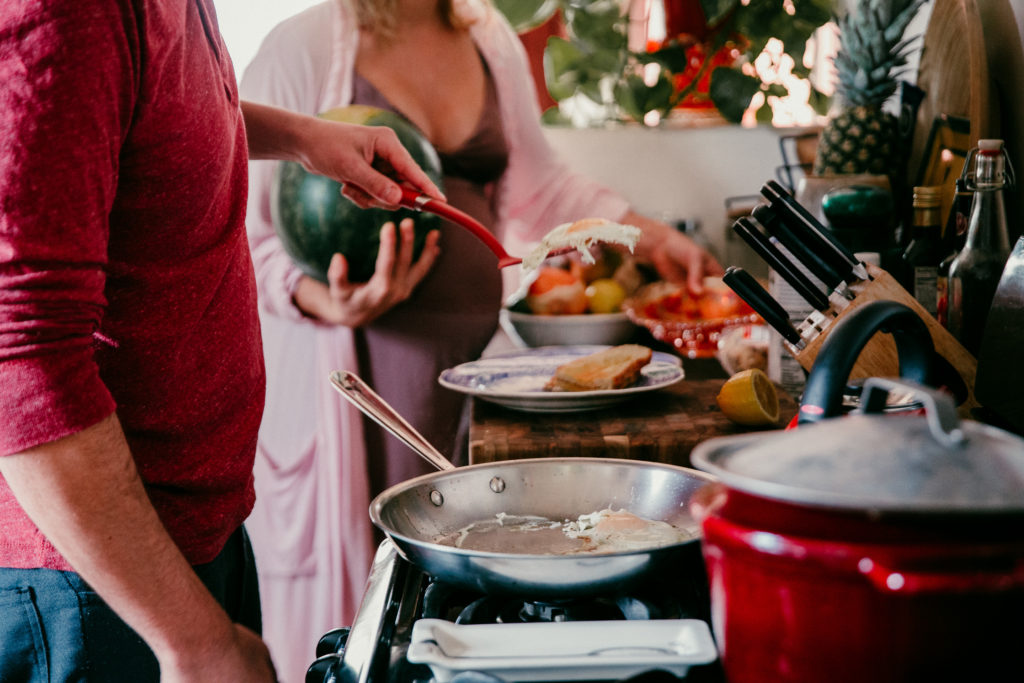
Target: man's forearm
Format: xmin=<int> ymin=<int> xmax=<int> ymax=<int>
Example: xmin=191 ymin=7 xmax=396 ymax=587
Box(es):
xmin=239 ymin=99 xmax=443 ymax=209
xmin=240 ymin=100 xmax=309 ymax=163
xmin=0 ymin=413 xmax=237 ymax=667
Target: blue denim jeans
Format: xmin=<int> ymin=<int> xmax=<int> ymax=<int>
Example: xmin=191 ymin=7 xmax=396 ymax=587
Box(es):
xmin=0 ymin=526 xmax=260 ymax=682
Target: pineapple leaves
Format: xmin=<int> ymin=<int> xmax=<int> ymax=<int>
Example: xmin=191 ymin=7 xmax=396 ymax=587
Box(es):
xmin=831 ymin=0 xmax=926 ymax=108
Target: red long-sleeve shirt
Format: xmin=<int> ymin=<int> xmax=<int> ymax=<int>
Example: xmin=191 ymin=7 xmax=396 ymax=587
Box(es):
xmin=0 ymin=0 xmax=264 ymax=569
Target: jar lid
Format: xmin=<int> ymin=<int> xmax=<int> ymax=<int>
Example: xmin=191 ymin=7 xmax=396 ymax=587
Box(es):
xmin=692 ymin=379 xmax=1024 ymax=513
xmin=979 ymin=139 xmax=1004 ymax=153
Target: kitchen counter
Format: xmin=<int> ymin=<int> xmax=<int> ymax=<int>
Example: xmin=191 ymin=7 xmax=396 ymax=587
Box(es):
xmin=468 ymin=358 xmax=798 ymax=467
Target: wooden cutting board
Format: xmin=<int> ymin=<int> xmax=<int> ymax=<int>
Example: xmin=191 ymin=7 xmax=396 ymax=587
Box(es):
xmin=468 ymin=378 xmax=798 ymax=468
xmin=909 ymin=0 xmax=996 ymax=185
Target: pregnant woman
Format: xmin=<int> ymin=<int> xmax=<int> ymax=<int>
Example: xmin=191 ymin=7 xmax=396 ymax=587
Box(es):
xmin=240 ymin=1 xmax=720 ymax=680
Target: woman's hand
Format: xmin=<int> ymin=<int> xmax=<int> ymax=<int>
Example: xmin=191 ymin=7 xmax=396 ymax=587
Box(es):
xmin=293 ymin=218 xmax=441 ymax=327
xmin=624 ymin=211 xmax=724 ymax=294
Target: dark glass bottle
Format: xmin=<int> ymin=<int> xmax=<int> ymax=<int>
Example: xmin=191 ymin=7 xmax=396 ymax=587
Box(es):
xmin=901 ymin=186 xmax=946 ymax=317
xmin=936 ymin=178 xmax=973 ymax=328
xmin=947 ymin=140 xmax=1015 ymax=354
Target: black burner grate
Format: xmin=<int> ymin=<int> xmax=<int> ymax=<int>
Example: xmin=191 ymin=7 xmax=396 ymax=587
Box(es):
xmin=308 ymin=543 xmax=721 ymax=683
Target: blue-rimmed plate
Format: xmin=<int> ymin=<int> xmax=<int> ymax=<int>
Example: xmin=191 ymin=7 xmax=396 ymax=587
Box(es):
xmin=438 ymin=345 xmax=684 ymax=413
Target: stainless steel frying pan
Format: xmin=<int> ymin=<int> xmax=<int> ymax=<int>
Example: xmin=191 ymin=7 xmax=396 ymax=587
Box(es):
xmin=330 ymin=371 xmax=716 ymax=598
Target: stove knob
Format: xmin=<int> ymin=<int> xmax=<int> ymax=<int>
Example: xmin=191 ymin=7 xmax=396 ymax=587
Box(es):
xmin=305 ymin=653 xmax=342 ymax=683
xmin=315 ymin=627 xmax=350 ymax=657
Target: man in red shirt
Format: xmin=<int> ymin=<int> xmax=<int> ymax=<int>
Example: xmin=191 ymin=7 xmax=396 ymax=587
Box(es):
xmin=0 ymin=1 xmax=440 ymax=680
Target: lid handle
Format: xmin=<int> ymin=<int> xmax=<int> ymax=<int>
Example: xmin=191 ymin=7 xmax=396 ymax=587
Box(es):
xmin=798 ymin=300 xmax=933 ymax=424
xmin=860 ymin=377 xmax=967 ymax=449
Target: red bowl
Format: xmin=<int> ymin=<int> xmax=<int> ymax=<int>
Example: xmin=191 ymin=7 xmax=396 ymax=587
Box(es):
xmin=622 ymin=280 xmax=760 ymax=359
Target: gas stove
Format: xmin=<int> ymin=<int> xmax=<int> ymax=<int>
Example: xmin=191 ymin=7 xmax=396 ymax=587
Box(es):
xmin=306 ymin=540 xmax=723 ymax=683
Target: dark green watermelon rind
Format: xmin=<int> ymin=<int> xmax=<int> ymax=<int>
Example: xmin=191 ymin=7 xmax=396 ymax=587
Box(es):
xmin=271 ymin=109 xmax=444 ymax=283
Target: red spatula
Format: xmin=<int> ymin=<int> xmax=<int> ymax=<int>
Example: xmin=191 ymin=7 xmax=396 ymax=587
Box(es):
xmin=398 ymin=187 xmax=523 ymax=268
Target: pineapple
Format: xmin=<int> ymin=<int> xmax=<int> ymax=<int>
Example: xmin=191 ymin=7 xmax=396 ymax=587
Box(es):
xmin=813 ymin=0 xmax=925 ymax=178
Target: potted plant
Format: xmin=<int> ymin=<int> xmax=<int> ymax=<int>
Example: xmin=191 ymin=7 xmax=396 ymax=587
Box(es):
xmin=495 ymin=0 xmax=834 ymax=126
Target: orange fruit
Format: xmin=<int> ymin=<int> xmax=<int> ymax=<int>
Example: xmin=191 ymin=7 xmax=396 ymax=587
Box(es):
xmin=716 ymin=368 xmax=779 ymax=426
xmin=528 ymin=266 xmax=579 ymax=294
xmin=526 ymin=267 xmax=587 ymax=315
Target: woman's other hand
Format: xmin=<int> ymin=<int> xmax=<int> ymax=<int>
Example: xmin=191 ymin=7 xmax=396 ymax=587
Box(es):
xmin=625 ymin=211 xmax=725 ymax=295
xmin=292 ymin=218 xmax=441 ymax=327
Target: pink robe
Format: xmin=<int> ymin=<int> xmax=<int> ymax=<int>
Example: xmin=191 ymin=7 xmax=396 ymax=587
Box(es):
xmin=240 ymin=2 xmax=630 ymax=681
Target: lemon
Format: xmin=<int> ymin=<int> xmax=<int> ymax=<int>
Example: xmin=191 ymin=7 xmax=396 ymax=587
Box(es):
xmin=585 ymin=278 xmax=627 ymax=314
xmin=716 ymin=368 xmax=780 ymax=426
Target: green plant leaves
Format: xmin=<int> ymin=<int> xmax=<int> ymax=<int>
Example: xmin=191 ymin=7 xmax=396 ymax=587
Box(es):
xmin=808 ymin=87 xmax=832 ymax=116
xmin=515 ymin=0 xmax=834 ymax=125
xmin=646 ymin=41 xmax=692 ymax=74
xmin=707 ymin=66 xmax=761 ymax=123
xmin=492 ymin=0 xmax=561 ymax=33
xmin=544 ymin=36 xmax=587 ymax=102
xmin=699 ymin=0 xmax=739 ymax=27
xmin=614 ymin=70 xmax=676 ymax=122
xmin=564 ymin=0 xmax=627 ymax=54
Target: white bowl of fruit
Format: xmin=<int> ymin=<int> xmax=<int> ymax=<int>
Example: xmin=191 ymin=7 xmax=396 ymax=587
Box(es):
xmin=500 ymin=256 xmax=643 ymax=348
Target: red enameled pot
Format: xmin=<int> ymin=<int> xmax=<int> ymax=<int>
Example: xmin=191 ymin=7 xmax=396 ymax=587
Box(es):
xmin=690 ymin=378 xmax=1024 ymax=682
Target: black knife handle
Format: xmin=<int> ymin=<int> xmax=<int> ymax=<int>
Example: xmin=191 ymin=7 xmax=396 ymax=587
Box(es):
xmin=733 ymin=217 xmax=831 ymax=311
xmin=752 ymin=204 xmax=843 ymax=291
xmin=761 ymin=180 xmax=862 ymax=283
xmin=723 ymin=266 xmax=803 ymax=346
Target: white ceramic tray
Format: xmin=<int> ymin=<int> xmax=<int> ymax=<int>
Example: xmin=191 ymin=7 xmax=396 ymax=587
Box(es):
xmin=407 ymin=618 xmax=717 ymax=682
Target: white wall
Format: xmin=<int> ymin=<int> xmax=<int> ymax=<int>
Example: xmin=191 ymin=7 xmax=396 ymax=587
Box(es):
xmin=213 ymin=0 xmax=322 ymax=76
xmin=541 ymin=123 xmax=782 ymax=263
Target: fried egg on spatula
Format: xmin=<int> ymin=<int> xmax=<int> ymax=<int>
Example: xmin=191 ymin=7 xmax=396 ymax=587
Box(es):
xmin=521 ymin=217 xmax=643 ymax=275
xmin=507 ymin=218 xmax=643 ymax=306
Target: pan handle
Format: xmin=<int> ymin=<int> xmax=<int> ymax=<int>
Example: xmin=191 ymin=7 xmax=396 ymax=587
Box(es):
xmin=328 ymin=370 xmax=456 ymax=472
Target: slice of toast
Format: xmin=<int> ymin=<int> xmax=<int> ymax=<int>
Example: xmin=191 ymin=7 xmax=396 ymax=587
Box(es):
xmin=545 ymin=344 xmax=653 ymax=392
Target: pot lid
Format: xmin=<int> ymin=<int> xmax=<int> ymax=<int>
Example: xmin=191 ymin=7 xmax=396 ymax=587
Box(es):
xmin=692 ymin=378 xmax=1024 ymax=513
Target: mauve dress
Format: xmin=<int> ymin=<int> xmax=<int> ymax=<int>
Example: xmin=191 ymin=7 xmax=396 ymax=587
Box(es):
xmin=241 ymin=9 xmax=632 ymax=679
xmin=351 ymin=67 xmax=509 ymax=500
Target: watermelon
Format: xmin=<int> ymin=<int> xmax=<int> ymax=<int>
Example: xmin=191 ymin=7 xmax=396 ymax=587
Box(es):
xmin=271 ymin=105 xmax=444 ymax=283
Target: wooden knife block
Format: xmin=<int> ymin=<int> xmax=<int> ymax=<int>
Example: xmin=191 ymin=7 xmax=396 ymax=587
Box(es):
xmin=782 ymin=263 xmax=979 ymax=417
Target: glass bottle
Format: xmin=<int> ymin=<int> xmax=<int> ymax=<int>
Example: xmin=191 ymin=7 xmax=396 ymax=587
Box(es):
xmin=947 ymin=139 xmax=1015 ymax=355
xmin=900 ymin=185 xmax=946 ymax=317
xmin=936 ymin=178 xmax=973 ymax=328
